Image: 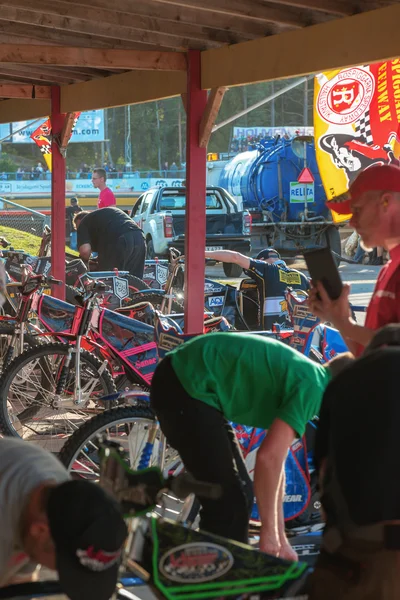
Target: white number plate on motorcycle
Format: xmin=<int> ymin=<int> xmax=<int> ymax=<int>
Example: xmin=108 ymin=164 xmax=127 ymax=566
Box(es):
xmin=206 ymin=246 xmax=223 ymax=251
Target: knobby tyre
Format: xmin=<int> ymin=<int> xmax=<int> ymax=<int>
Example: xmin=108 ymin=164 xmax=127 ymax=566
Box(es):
xmin=123 ymin=291 xmax=184 ymax=314
xmin=58 ymin=404 xmax=191 ymax=523
xmin=0 ymin=343 xmax=116 ymax=448
xmin=59 ymin=404 xmax=157 ymax=477
xmin=0 ymin=321 xmax=42 ymax=374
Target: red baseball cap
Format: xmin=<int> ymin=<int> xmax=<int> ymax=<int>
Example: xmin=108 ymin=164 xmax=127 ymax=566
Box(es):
xmin=326 ymin=164 xmax=400 ymax=215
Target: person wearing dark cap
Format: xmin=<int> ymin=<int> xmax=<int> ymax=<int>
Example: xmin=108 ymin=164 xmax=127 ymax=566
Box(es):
xmin=0 ymin=438 xmax=127 ymax=599
xmin=308 ymin=164 xmax=400 ymax=355
xmin=66 ymin=197 xmax=82 ymax=240
xmin=205 ymin=248 xmax=309 ymax=329
xmin=66 ymin=197 xmax=83 ymax=249
xmin=308 ymin=325 xmax=400 ymax=599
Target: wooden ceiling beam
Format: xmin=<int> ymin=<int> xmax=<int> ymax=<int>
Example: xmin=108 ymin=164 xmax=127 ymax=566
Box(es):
xmin=60 ymin=70 xmax=186 ymax=112
xmin=202 ymin=4 xmax=400 ymax=88
xmin=0 ymin=7 xmax=218 ymax=51
xmin=0 ymin=98 xmax=50 ymax=123
xmin=199 ymin=87 xmax=227 ymax=148
xmin=0 ymin=65 xmax=92 ymax=82
xmin=0 ymin=45 xmax=187 ymax=71
xmin=61 ymin=0 xmax=293 ymax=37
xmin=3 ymin=0 xmax=252 ymax=45
xmin=0 ymin=84 xmax=51 ymax=99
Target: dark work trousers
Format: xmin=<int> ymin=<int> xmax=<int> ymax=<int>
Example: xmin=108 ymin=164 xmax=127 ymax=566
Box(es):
xmin=99 ymin=231 xmax=146 ymax=278
xmin=150 ymin=356 xmax=254 ymax=544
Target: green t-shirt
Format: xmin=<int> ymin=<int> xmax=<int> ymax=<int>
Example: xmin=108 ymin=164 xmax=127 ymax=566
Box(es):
xmin=170 ymin=332 xmax=331 ymax=437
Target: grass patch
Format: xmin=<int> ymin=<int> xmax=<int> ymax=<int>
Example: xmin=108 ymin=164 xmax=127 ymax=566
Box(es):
xmin=0 ymin=225 xmax=78 ymax=256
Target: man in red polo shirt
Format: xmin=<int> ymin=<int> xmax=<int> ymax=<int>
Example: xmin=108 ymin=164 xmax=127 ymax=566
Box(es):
xmin=92 ymin=167 xmax=116 ymax=209
xmin=308 ymin=164 xmax=400 ymax=355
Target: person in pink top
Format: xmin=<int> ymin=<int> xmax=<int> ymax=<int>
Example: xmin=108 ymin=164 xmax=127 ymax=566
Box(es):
xmin=92 ymin=167 xmax=116 ymax=209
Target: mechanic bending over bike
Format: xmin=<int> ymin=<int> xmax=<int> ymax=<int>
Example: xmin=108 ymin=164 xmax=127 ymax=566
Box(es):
xmin=205 ymin=248 xmax=309 ymax=329
xmin=308 ymin=324 xmax=400 ymax=600
xmin=150 ymin=332 xmax=352 ymax=561
xmin=73 ymin=207 xmax=146 ymax=278
xmin=0 ymin=438 xmax=127 ymax=600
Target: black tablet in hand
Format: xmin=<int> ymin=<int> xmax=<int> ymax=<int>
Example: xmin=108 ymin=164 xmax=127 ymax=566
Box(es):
xmin=303 ymin=247 xmax=343 ymax=300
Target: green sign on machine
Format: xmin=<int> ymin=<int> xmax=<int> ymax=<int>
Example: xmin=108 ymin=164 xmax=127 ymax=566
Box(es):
xmin=289 ymin=182 xmax=315 ymax=203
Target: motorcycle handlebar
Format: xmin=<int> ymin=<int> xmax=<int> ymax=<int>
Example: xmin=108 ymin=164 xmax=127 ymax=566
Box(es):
xmin=45 ymin=277 xmax=63 ymax=286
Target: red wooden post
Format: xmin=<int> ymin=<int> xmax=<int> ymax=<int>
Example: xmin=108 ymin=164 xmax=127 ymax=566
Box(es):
xmin=184 ymin=50 xmax=207 ymax=333
xmin=50 ymin=86 xmax=66 ymax=300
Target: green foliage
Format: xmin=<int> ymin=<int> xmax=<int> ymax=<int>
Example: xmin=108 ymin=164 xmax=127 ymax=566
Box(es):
xmin=0 ymin=157 xmax=17 ymax=173
xmin=0 ymin=225 xmax=78 ymax=256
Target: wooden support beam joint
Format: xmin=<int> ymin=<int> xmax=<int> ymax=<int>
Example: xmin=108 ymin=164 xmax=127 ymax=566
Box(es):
xmin=58 ymin=112 xmax=76 ymax=156
xmin=199 ymin=87 xmax=227 ymax=148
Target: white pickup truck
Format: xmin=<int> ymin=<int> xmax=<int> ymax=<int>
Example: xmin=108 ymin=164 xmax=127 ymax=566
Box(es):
xmin=130 ymin=186 xmax=252 ymax=277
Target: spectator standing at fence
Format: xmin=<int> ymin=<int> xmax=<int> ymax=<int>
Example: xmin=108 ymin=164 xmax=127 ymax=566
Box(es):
xmin=92 ymin=167 xmax=116 ymax=209
xmin=66 ymin=197 xmax=82 ymax=243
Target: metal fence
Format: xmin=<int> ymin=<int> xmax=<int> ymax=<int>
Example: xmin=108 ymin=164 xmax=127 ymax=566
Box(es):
xmin=0 ymin=198 xmax=49 ymax=235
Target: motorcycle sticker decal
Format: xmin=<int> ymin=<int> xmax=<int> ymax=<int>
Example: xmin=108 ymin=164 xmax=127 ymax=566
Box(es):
xmin=208 ymin=295 xmax=224 ymax=307
xmin=156 ymin=264 xmax=168 ymax=286
xmin=159 ymin=542 xmax=234 ymax=583
xmin=113 ymin=277 xmax=129 ymax=301
xmin=204 ymin=281 xmax=224 ymax=294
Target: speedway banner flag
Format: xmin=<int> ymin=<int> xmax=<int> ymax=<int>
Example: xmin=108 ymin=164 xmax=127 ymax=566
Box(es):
xmin=30 ymin=112 xmax=81 ymax=172
xmin=314 ymin=61 xmax=400 ymax=222
xmin=30 ymin=119 xmax=52 ymax=171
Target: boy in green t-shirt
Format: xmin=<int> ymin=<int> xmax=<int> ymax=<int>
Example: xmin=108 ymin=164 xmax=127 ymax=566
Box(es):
xmin=150 ymin=332 xmax=351 ymax=561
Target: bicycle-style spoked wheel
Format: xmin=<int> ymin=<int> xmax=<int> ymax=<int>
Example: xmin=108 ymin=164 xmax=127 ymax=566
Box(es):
xmin=59 ymin=406 xmax=165 ymax=479
xmin=0 ymin=321 xmax=41 ymax=374
xmin=0 ymin=343 xmax=116 ymax=452
xmin=58 ymin=405 xmax=189 ymax=522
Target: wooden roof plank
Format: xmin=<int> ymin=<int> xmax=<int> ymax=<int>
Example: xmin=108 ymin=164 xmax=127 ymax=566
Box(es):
xmin=0 ymin=84 xmax=51 ymax=99
xmin=261 ymin=0 xmax=352 ymax=14
xmin=142 ymin=0 xmax=327 ymax=27
xmin=62 ymin=0 xmax=288 ymax=38
xmin=202 ymin=4 xmax=400 ymax=88
xmin=4 ymin=0 xmax=253 ymax=45
xmin=0 ymin=20 xmax=178 ymax=51
xmin=0 ymin=45 xmax=187 ymax=70
xmin=0 ymin=7 xmax=193 ymax=50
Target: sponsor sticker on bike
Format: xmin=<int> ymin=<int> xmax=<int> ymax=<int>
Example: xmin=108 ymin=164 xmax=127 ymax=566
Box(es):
xmin=158 ymin=333 xmax=184 ymax=352
xmin=113 ymin=277 xmax=129 ymax=301
xmin=278 ymin=271 xmax=301 ymax=285
xmin=156 ymin=264 xmax=168 ymax=286
xmin=292 ymin=336 xmax=305 ymax=346
xmin=159 ymin=542 xmax=234 ymax=583
xmin=204 ymin=282 xmax=223 ymax=294
xmin=208 ymin=295 xmax=224 ymax=307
